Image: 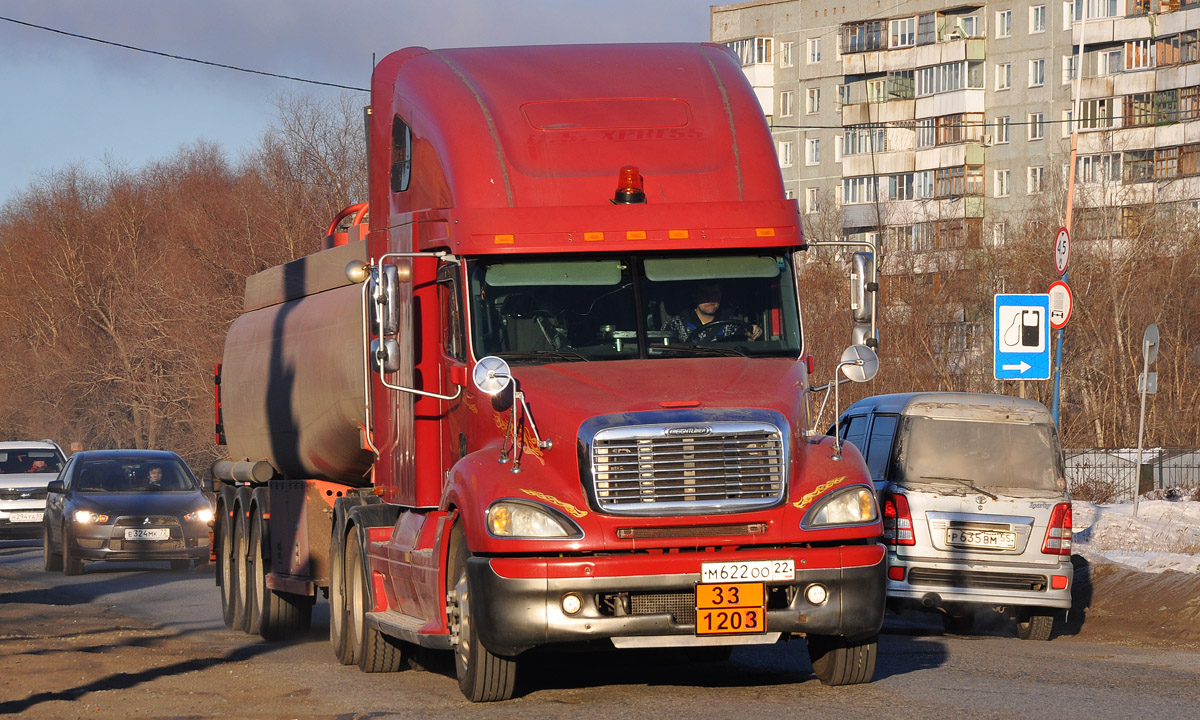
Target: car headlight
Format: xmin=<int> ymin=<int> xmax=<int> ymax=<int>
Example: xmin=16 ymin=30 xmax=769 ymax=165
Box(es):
xmin=73 ymin=510 xmax=109 ymax=524
xmin=185 ymin=508 xmax=215 ymax=523
xmin=487 ymin=500 xmax=582 ymax=538
xmin=803 ymin=486 xmax=878 ymax=528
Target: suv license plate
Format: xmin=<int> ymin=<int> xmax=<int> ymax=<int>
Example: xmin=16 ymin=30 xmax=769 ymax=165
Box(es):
xmin=125 ymin=528 xmax=170 ymax=541
xmin=695 ymin=582 xmax=766 ymax=636
xmin=947 ymin=528 xmax=1016 ymax=549
xmin=700 ymin=559 xmax=795 ymax=583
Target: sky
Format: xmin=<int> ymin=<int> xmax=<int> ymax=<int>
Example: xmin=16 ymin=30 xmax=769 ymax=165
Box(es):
xmin=0 ymin=0 xmax=720 ymax=208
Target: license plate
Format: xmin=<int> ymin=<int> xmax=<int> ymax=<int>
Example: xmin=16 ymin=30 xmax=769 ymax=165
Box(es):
xmin=700 ymin=559 xmax=794 ymax=583
xmin=8 ymin=511 xmax=42 ymax=523
xmin=125 ymin=528 xmax=170 ymax=541
xmin=947 ymin=528 xmax=1016 ymax=549
xmin=696 ymin=582 xmax=766 ymax=635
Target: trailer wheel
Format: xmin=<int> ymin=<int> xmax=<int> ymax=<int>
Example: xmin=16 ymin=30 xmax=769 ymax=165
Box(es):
xmin=346 ymin=528 xmax=405 ymax=672
xmin=806 ymin=634 xmax=878 ymax=686
xmin=448 ymin=526 xmax=517 ymax=702
xmin=249 ymin=507 xmax=310 ymax=640
xmin=329 ymin=526 xmax=355 ymax=664
xmin=232 ymin=506 xmax=253 ymax=633
xmin=43 ymin=520 xmax=63 ymax=572
xmin=218 ymin=506 xmax=238 ymax=628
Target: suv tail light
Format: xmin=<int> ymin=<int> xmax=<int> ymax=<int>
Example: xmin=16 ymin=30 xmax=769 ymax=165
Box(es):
xmin=1041 ymin=502 xmax=1073 ymax=555
xmin=882 ymin=493 xmax=915 ymax=546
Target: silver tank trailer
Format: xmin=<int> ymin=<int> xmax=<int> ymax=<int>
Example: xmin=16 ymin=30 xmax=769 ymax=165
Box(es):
xmin=219 ymin=242 xmax=373 ymax=486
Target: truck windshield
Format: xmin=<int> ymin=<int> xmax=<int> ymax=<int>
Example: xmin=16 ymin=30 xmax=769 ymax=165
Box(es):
xmin=895 ymin=417 xmax=1064 ymax=493
xmin=467 ymin=252 xmax=802 ymax=362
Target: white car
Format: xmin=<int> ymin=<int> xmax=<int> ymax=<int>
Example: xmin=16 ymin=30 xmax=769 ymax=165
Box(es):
xmin=835 ymin=393 xmax=1073 ymax=641
xmin=0 ymin=440 xmax=68 ymax=539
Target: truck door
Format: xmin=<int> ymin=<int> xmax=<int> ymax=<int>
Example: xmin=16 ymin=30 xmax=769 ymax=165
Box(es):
xmin=437 ymin=261 xmax=467 ymax=483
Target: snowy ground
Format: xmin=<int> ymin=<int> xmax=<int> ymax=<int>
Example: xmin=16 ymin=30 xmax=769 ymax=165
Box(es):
xmin=1072 ymin=497 xmax=1200 ymax=573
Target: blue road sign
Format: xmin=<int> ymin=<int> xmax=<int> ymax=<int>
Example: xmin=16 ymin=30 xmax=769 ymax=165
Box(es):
xmin=994 ymin=294 xmax=1051 ymax=380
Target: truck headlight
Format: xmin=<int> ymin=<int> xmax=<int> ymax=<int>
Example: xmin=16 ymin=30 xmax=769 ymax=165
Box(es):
xmin=803 ymin=486 xmax=878 ymax=528
xmin=487 ymin=500 xmax=582 ymax=539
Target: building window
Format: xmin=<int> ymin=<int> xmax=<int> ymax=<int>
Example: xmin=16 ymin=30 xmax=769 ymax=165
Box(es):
xmin=780 ymin=42 xmax=794 ymax=68
xmin=888 ymin=173 xmax=915 ymax=200
xmin=841 ymin=176 xmax=877 ymax=205
xmin=966 ymin=165 xmax=984 ymax=196
xmin=1063 ymin=55 xmax=1076 ymax=84
xmin=844 ymin=124 xmax=885 ymax=155
xmin=780 ymin=90 xmax=794 ymax=117
xmin=1028 ymin=112 xmax=1045 ymax=140
xmin=993 ymin=222 xmax=1008 ymax=246
xmin=996 ymin=63 xmax=1012 ymax=90
xmin=996 ymin=10 xmax=1012 ymax=38
xmin=935 ymin=166 xmax=966 ymax=197
xmin=997 ymin=116 xmax=1011 ymax=143
xmin=1029 ymin=58 xmax=1046 ymax=86
xmin=959 ymin=16 xmax=979 ymax=38
xmin=1125 ymin=39 xmax=1153 ymax=70
xmin=1155 ymin=147 xmax=1180 ymax=179
xmin=890 ymin=17 xmax=916 ymax=48
xmin=806 ymin=138 xmax=820 ymax=165
xmin=1079 ymin=98 xmax=1113 ymax=129
xmin=805 ymin=188 xmax=820 ymax=214
xmin=807 ymin=37 xmax=821 ymax=64
xmin=1031 ymin=5 xmax=1046 ymax=33
xmin=842 ymin=20 xmax=886 ymax=53
xmin=727 ymin=37 xmax=773 ymax=66
xmin=1124 ymin=93 xmax=1154 ymax=127
xmin=1078 ymin=153 xmax=1121 ymax=183
xmin=1028 ymin=166 xmax=1045 ymax=194
xmin=806 ymin=88 xmax=821 ymax=114
xmin=1123 ymin=150 xmax=1153 ymax=182
xmin=778 ymin=141 xmax=792 ymax=168
xmin=1157 ymin=34 xmax=1181 ymax=66
xmin=994 ymin=169 xmax=1011 ymax=197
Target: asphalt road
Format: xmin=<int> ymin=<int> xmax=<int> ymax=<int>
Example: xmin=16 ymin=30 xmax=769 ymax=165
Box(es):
xmin=3 ymin=539 xmax=1199 ymax=719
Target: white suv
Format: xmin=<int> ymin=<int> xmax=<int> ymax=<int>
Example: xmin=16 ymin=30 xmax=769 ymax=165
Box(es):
xmin=0 ymin=440 xmax=68 ymax=539
xmin=835 ymin=393 xmax=1072 ymax=641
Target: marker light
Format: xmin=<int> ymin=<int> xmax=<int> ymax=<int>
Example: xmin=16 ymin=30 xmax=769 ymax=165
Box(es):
xmin=613 ymin=166 xmax=646 ymax=204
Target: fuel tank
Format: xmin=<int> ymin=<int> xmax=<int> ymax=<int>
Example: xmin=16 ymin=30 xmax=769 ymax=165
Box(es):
xmin=219 ymin=241 xmax=373 ymax=485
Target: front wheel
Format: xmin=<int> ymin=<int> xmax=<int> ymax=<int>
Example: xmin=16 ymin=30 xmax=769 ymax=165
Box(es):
xmin=43 ymin=521 xmax=63 ymax=572
xmin=62 ymin=524 xmax=84 ymax=576
xmin=448 ymin=526 xmax=517 ymax=702
xmin=806 ymin=634 xmax=878 ymax=686
xmin=1016 ymin=611 xmax=1055 ymax=641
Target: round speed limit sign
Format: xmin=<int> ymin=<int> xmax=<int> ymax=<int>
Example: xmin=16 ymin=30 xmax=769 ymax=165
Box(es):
xmin=1054 ymin=227 xmax=1070 ymax=275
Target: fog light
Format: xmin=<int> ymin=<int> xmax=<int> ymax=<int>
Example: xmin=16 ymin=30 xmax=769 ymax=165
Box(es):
xmin=805 ymin=584 xmax=828 ymax=605
xmin=561 ymin=592 xmax=583 ymax=615
xmin=1051 ymin=575 xmax=1069 ymax=590
xmin=888 ymin=566 xmax=906 ymax=581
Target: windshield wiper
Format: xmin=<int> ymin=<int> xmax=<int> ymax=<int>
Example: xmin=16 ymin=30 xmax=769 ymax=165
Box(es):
xmin=919 ymin=476 xmax=999 ymax=501
xmin=651 ymin=344 xmax=747 ymax=357
xmin=498 ymin=350 xmax=590 ymax=362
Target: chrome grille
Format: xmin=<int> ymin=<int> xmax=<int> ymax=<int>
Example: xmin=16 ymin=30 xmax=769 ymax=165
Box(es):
xmin=590 ymin=422 xmax=786 ymax=515
xmin=0 ymin=487 xmax=47 ymax=501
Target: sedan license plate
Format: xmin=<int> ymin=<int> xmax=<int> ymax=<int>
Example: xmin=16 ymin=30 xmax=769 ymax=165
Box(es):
xmin=125 ymin=528 xmax=170 ymax=541
xmin=8 ymin=511 xmax=43 ymax=523
xmin=700 ymin=559 xmax=795 ymax=583
xmin=695 ymin=582 xmax=766 ymax=636
xmin=947 ymin=528 xmax=1016 ymax=549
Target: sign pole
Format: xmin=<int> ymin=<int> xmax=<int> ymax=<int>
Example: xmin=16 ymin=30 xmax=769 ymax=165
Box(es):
xmin=1132 ymin=323 xmax=1159 ymax=517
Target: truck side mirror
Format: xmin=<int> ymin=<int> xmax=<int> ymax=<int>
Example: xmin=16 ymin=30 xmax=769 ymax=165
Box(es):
xmin=370 ymin=264 xmax=402 ymax=336
xmin=370 ymin=338 xmax=402 ymax=374
xmin=850 ymin=251 xmax=874 ymax=324
xmin=838 ymin=344 xmax=879 ymax=383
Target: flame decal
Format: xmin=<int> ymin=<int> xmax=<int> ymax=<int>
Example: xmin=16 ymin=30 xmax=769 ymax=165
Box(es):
xmin=521 ymin=488 xmax=588 ymax=518
xmin=793 ymin=476 xmax=847 ymax=510
xmin=493 ymin=413 xmax=546 ymax=465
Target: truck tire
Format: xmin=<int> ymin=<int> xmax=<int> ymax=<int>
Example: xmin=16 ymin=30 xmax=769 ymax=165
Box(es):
xmin=251 ymin=507 xmax=310 ymax=641
xmin=1016 ymin=611 xmax=1055 ymax=641
xmin=448 ymin=526 xmax=517 ymax=702
xmin=346 ymin=529 xmax=405 ymax=672
xmin=62 ymin=524 xmax=84 ymax=576
xmin=329 ymin=526 xmax=356 ymax=665
xmin=218 ymin=507 xmax=238 ymax=629
xmin=43 ymin=521 xmax=63 ymax=572
xmin=232 ymin=506 xmax=253 ymax=633
xmin=806 ymin=634 xmax=878 ymax=686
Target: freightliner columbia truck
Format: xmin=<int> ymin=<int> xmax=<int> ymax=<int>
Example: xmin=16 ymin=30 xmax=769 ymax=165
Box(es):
xmin=211 ymin=43 xmax=885 ymax=702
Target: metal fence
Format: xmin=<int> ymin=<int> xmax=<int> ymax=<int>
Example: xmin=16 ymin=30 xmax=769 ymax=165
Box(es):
xmin=1064 ymin=448 xmax=1200 ymax=502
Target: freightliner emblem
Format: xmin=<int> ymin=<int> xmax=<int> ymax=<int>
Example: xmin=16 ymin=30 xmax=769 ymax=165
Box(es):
xmin=665 ymin=426 xmax=712 ymax=437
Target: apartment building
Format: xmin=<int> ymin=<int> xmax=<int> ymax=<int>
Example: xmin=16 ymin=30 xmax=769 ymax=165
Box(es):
xmin=710 ymin=0 xmax=1200 ymax=253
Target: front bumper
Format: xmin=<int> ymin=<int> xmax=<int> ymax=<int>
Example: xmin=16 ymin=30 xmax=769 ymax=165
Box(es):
xmin=468 ymin=544 xmax=886 ymax=656
xmin=0 ymin=503 xmax=47 ymax=538
xmin=886 ymin=554 xmax=1073 ymax=612
xmin=69 ymin=523 xmax=211 ymax=562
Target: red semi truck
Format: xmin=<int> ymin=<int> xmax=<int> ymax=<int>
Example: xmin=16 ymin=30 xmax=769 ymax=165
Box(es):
xmin=212 ymin=43 xmax=884 ymax=702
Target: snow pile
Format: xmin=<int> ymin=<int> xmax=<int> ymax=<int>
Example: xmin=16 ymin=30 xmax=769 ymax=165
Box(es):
xmin=1071 ymin=499 xmax=1200 ymax=574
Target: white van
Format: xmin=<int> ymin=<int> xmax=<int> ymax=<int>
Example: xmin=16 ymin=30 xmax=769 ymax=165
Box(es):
xmin=834 ymin=393 xmax=1072 ymax=640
